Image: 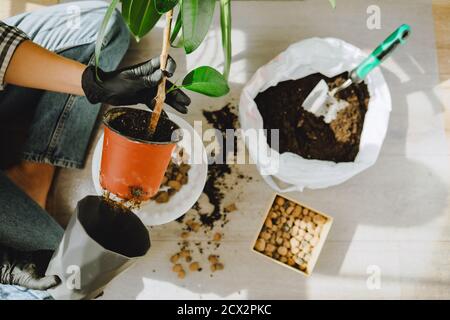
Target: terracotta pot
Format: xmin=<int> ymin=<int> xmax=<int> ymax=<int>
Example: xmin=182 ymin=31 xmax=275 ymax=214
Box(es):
xmin=100 ymin=108 xmax=183 ymax=201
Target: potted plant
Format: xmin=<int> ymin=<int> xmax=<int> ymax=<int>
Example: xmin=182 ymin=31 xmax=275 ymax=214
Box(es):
xmin=95 ymin=0 xmax=232 ymax=202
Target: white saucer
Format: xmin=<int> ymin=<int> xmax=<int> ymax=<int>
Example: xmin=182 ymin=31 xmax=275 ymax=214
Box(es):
xmin=91 ymin=111 xmax=208 ymax=226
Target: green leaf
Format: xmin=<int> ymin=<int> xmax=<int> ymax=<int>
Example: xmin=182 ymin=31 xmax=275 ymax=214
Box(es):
xmin=329 ymin=0 xmax=336 ymax=8
xmin=182 ymin=66 xmax=230 ymax=97
xmin=220 ymin=0 xmax=232 ymax=80
xmin=170 ymin=9 xmax=183 ymax=48
xmin=155 ymin=0 xmax=179 ymax=14
xmin=182 ymin=0 xmax=216 ymax=54
xmin=121 ymin=0 xmax=132 ymax=24
xmin=95 ymin=0 xmax=120 ymax=70
xmin=122 ymin=0 xmax=162 ymax=41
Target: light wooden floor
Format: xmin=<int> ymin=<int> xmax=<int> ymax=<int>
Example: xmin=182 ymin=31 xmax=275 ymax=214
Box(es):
xmin=433 ymin=0 xmax=450 ymax=151
xmin=433 ymin=0 xmax=450 ymax=81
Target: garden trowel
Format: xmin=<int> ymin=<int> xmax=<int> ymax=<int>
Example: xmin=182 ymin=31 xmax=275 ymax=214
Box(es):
xmin=302 ymin=24 xmax=411 ymax=123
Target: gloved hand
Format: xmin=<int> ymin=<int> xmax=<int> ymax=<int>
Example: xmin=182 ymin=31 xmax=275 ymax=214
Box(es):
xmin=0 ymin=245 xmax=60 ymax=291
xmin=82 ymin=56 xmax=191 ymax=114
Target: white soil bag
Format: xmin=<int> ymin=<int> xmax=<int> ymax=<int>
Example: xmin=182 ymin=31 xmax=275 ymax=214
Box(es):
xmin=239 ymin=38 xmax=392 ymax=192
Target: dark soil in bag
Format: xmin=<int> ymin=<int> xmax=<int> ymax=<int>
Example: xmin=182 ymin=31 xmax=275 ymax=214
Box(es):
xmin=255 ymin=72 xmax=370 ymax=163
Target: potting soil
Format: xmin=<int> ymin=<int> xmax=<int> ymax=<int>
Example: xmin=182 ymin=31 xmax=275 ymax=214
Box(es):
xmin=79 ymin=197 xmax=150 ymax=257
xmin=177 ymin=104 xmax=245 ymax=228
xmin=255 ymin=72 xmax=370 ymax=163
xmin=108 ymin=108 xmax=179 ymax=142
xmin=199 ymin=104 xmax=238 ymax=228
xmin=168 ymin=104 xmax=252 ymax=279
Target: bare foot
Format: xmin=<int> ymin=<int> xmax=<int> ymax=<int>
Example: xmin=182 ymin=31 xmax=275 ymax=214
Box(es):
xmin=5 ymin=161 xmax=55 ymax=209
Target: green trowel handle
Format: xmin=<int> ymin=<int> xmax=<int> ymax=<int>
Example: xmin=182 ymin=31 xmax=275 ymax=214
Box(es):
xmin=353 ymin=24 xmax=411 ymax=81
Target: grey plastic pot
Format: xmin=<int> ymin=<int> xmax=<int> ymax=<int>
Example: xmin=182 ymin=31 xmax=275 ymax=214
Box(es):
xmin=45 ymin=196 xmax=151 ymax=300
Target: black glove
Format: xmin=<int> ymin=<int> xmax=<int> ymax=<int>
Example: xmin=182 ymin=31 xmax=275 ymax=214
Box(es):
xmin=82 ymin=56 xmax=191 ymax=114
xmin=0 ymin=245 xmax=60 ymax=291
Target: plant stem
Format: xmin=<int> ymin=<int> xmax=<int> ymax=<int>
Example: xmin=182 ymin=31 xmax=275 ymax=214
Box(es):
xmin=149 ymin=9 xmax=174 ymax=134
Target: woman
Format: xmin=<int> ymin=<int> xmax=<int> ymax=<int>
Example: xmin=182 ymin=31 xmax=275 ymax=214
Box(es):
xmin=0 ymin=1 xmax=190 ymax=299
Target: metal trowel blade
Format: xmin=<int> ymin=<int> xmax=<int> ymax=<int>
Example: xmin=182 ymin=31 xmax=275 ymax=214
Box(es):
xmin=302 ymin=80 xmax=329 ymax=115
xmin=302 ymin=79 xmax=350 ymax=124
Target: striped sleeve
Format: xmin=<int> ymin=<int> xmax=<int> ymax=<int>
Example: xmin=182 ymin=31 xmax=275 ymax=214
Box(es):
xmin=0 ymin=21 xmax=29 ymax=90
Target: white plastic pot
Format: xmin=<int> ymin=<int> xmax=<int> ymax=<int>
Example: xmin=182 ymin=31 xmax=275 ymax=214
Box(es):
xmin=239 ymin=38 xmax=392 ymax=192
xmin=46 ymin=196 xmax=150 ymax=300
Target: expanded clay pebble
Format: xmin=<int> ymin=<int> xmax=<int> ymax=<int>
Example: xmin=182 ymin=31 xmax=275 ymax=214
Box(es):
xmin=290 ymin=238 xmax=299 ymax=248
xmin=170 ymin=254 xmax=180 ymax=264
xmin=186 ymin=220 xmax=201 ymax=232
xmin=293 ymin=206 xmax=302 ymax=217
xmin=181 ymin=232 xmax=190 ymax=239
xmin=208 ymin=255 xmax=219 ymax=264
xmin=153 ymin=161 xmax=191 ymax=204
xmin=313 ymin=214 xmax=326 ymax=225
xmin=180 ymin=250 xmax=191 ymax=258
xmin=224 ymin=203 xmax=238 ymax=213
xmin=178 ymin=270 xmax=186 ymax=279
xmin=265 ymin=243 xmax=276 ymax=254
xmin=261 ymin=232 xmax=271 ymax=241
xmin=155 ymin=192 xmax=169 ymax=204
xmin=254 ymin=196 xmax=328 ymax=274
xmin=173 ymin=264 xmax=183 ymax=273
xmin=211 ymin=263 xmax=224 ymax=272
xmin=208 ymin=254 xmax=225 ymax=273
xmin=310 ymin=237 xmax=320 ymax=246
xmin=277 ymin=246 xmax=288 ymax=256
xmin=255 ymin=239 xmax=266 ymax=252
xmin=168 ymin=180 xmax=182 ymax=191
xmin=275 ymin=197 xmax=285 ymax=206
xmin=189 ymin=262 xmax=201 ymax=272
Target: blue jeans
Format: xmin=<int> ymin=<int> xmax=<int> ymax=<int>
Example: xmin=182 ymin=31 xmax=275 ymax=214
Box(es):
xmin=0 ymin=1 xmax=130 ymax=300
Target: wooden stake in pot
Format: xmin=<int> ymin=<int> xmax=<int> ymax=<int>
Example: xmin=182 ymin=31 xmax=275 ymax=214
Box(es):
xmin=149 ymin=9 xmax=174 ymax=134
